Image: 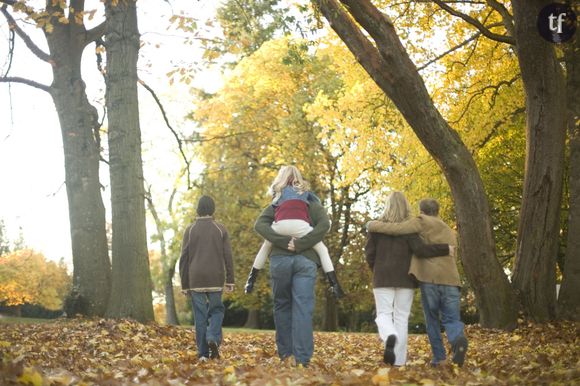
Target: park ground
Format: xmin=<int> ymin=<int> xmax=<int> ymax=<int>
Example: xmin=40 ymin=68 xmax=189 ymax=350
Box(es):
xmin=0 ymin=318 xmax=578 ymax=385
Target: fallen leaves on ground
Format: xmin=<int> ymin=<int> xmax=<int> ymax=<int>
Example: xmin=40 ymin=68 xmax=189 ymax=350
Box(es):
xmin=0 ymin=319 xmax=578 ymax=385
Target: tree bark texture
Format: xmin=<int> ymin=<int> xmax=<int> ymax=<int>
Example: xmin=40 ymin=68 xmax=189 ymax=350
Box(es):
xmin=44 ymin=0 xmax=111 ymax=316
xmin=164 ymin=265 xmax=179 ymax=325
xmin=323 ymin=293 xmax=339 ymax=331
xmin=315 ymin=0 xmax=517 ymax=329
xmin=558 ymin=29 xmax=580 ymax=321
xmin=511 ymin=0 xmax=567 ymax=321
xmin=145 ymin=193 xmax=179 ymax=325
xmin=243 ymin=309 xmax=261 ymax=329
xmin=105 ymin=0 xmax=154 ymax=322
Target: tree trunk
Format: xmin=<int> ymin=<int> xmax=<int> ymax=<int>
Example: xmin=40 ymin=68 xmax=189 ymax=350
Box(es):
xmin=323 ymin=293 xmax=338 ymax=331
xmin=164 ymin=265 xmax=179 ymax=325
xmin=145 ymin=191 xmax=179 ymax=325
xmin=243 ymin=309 xmax=261 ymax=329
xmin=315 ymin=0 xmax=517 ymax=329
xmin=44 ymin=2 xmax=110 ymax=317
xmin=558 ymin=31 xmax=580 ymax=321
xmin=510 ymin=0 xmax=567 ymax=321
xmin=105 ymin=0 xmax=154 ymax=322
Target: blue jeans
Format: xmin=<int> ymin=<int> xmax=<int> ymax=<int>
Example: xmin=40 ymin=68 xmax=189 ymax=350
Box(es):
xmin=420 ymin=283 xmax=465 ymax=364
xmin=191 ymin=291 xmax=225 ymax=358
xmin=270 ymin=254 xmax=317 ymax=365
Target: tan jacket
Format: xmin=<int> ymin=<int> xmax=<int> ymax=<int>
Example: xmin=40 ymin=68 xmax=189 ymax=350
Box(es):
xmin=367 ymin=214 xmax=461 ymax=286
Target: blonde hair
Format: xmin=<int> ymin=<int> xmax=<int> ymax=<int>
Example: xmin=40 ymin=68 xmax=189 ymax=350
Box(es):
xmin=380 ymin=191 xmax=412 ymax=223
xmin=270 ymin=165 xmax=310 ymax=202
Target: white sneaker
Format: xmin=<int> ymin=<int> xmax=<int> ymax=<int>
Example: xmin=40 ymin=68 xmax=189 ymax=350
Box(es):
xmin=199 ymin=356 xmax=209 ymax=362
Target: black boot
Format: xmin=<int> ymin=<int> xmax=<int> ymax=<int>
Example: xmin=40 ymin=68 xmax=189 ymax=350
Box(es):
xmin=451 ymin=335 xmax=468 ymax=367
xmin=325 ymin=271 xmax=345 ymax=299
xmin=244 ymin=267 xmax=261 ymax=294
xmin=383 ymin=334 xmax=396 ymax=365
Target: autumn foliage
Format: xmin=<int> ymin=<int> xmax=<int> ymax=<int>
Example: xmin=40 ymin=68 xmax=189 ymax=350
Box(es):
xmin=0 ymin=318 xmax=578 ymax=385
xmin=0 ymin=250 xmax=71 ymax=310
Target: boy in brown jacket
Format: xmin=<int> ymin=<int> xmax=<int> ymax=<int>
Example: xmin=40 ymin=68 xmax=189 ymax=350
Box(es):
xmin=179 ymin=195 xmax=235 ymax=361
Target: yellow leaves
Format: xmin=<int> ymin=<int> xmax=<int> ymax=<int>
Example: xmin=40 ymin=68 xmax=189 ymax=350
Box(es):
xmin=17 ymin=367 xmax=43 ymax=386
xmin=351 ymin=368 xmax=365 ymax=376
xmin=371 ymin=368 xmax=390 ymax=385
xmin=418 ymin=378 xmax=436 ymax=386
xmin=85 ymin=9 xmax=97 ymax=21
xmin=510 ymin=334 xmax=522 ymax=342
xmin=0 ymin=319 xmax=579 ymax=385
xmin=43 ymin=21 xmax=54 ymax=34
xmin=0 ymin=249 xmax=71 ymax=310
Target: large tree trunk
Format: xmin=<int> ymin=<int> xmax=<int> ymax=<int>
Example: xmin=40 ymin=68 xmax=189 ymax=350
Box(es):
xmin=44 ymin=1 xmax=111 ymax=316
xmin=145 ymin=191 xmax=179 ymax=325
xmin=315 ymin=0 xmax=517 ymax=329
xmin=558 ymin=31 xmax=580 ymax=321
xmin=323 ymin=294 xmax=338 ymax=331
xmin=510 ymin=0 xmax=567 ymax=321
xmin=243 ymin=309 xmax=261 ymax=329
xmin=105 ymin=0 xmax=154 ymax=322
xmin=164 ymin=265 xmax=179 ymax=325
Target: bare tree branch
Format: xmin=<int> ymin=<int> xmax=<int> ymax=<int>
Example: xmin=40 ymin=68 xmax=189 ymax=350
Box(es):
xmin=418 ymin=31 xmax=481 ymax=71
xmin=451 ymin=74 xmax=521 ymax=124
xmin=1 ymin=4 xmax=52 ymax=63
xmin=485 ymin=0 xmax=514 ymax=37
xmin=314 ymin=0 xmax=395 ymax=87
xmin=0 ymin=76 xmax=51 ymax=93
xmin=138 ymin=79 xmax=193 ymax=189
xmin=3 ymin=25 xmax=15 ymax=76
xmin=183 ymin=130 xmax=256 ymax=143
xmin=85 ymin=21 xmax=106 ymax=47
xmin=432 ymin=0 xmax=515 ymax=45
xmin=471 ymin=106 xmax=525 ymax=152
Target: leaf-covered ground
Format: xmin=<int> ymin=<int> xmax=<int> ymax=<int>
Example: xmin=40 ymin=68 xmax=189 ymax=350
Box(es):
xmin=0 ymin=319 xmax=578 ymax=385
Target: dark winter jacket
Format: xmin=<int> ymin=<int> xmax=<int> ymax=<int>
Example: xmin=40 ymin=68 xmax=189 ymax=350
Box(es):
xmin=365 ymin=232 xmax=449 ymax=289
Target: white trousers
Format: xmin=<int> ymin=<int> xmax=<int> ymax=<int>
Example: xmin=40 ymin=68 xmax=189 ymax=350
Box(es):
xmin=373 ymin=287 xmax=415 ymax=366
xmin=253 ymin=219 xmax=334 ymax=272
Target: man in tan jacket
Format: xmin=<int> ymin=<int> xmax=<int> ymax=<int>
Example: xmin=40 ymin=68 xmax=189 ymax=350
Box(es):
xmin=367 ymin=198 xmax=468 ymax=367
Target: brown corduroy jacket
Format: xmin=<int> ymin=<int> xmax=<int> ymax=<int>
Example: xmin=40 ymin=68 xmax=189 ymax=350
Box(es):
xmin=179 ymin=217 xmax=234 ymax=291
xmin=365 ymin=232 xmax=449 ymax=289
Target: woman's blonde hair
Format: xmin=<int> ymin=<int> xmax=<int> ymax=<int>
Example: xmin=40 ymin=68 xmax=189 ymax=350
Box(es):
xmin=270 ymin=165 xmax=310 ymax=202
xmin=380 ymin=191 xmax=412 ymax=223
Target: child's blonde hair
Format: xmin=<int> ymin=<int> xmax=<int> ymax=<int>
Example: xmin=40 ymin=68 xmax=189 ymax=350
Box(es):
xmin=380 ymin=191 xmax=412 ymax=223
xmin=270 ymin=165 xmax=310 ymax=202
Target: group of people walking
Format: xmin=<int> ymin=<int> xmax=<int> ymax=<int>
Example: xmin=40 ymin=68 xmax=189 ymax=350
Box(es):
xmin=178 ymin=165 xmax=468 ymax=368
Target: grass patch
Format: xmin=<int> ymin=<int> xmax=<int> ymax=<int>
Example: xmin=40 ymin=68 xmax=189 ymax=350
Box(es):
xmin=0 ymin=316 xmax=56 ymax=324
xmin=224 ymin=327 xmax=275 ymax=334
